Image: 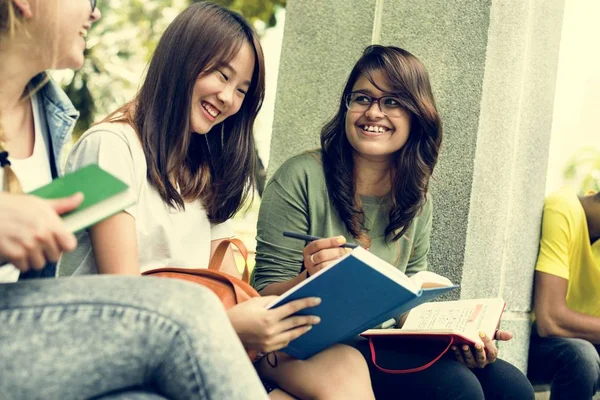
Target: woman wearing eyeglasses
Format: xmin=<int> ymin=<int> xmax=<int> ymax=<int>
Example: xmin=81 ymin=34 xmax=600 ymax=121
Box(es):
xmin=0 ymin=1 xmax=268 ymax=398
xmin=253 ymin=45 xmax=535 ymax=399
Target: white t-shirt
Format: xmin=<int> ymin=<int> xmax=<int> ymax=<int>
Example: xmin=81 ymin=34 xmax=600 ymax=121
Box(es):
xmin=58 ymin=122 xmax=233 ymax=276
xmin=0 ymin=95 xmax=52 ymax=283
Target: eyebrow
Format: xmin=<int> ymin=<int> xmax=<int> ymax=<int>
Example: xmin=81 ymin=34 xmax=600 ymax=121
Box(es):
xmin=221 ymin=63 xmax=252 ymax=87
xmin=353 ymin=88 xmax=398 ymax=97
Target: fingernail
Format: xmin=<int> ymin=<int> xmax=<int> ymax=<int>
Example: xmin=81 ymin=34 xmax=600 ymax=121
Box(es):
xmin=337 ymin=236 xmax=346 ymax=245
xmin=312 ymin=316 xmax=321 ymax=324
xmin=478 ymin=331 xmax=486 ymax=338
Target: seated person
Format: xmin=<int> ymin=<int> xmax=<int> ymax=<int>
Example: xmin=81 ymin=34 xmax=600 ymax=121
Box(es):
xmin=59 ymin=2 xmax=375 ymax=399
xmin=253 ymin=44 xmax=535 ymax=400
xmin=0 ymin=0 xmax=267 ymax=398
xmin=528 ymin=187 xmax=600 ymax=399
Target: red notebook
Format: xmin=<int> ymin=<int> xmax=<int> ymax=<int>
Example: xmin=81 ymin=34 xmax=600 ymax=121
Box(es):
xmin=361 ymin=298 xmax=506 ymax=374
xmin=362 ymin=298 xmax=506 ymax=345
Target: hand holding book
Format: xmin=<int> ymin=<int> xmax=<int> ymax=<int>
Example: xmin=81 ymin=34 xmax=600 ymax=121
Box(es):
xmin=451 ymin=328 xmax=513 ymax=369
xmin=268 ymin=242 xmax=458 ymax=359
xmin=0 ymin=192 xmax=83 ymax=272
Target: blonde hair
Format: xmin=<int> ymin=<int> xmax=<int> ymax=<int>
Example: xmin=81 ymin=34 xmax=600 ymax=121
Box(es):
xmin=0 ymin=0 xmax=25 ymax=193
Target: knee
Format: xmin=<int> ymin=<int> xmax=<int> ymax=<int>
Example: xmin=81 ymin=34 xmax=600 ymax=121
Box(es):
xmin=438 ymin=365 xmax=485 ymax=400
xmin=559 ymin=339 xmax=600 ymax=384
xmin=132 ymin=278 xmax=230 ymax=329
xmin=313 ymin=344 xmax=372 ymax=398
xmin=327 ymin=344 xmax=370 ymax=377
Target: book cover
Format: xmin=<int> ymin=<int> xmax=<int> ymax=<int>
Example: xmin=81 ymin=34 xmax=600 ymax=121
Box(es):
xmin=361 ymin=298 xmax=506 ymax=345
xmin=268 ymin=247 xmax=458 ymax=360
xmin=29 ymin=164 xmax=135 ymax=233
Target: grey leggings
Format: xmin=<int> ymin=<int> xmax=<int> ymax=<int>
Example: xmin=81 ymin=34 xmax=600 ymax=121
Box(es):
xmin=0 ymin=276 xmax=267 ymax=400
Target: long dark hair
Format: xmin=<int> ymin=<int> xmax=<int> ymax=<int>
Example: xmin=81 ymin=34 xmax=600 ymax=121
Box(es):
xmin=321 ymin=45 xmax=442 ymax=245
xmin=106 ymin=2 xmax=265 ymax=223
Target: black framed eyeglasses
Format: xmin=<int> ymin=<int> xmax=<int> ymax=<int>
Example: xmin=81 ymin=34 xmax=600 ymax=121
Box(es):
xmin=344 ymin=92 xmax=405 ymax=117
xmin=89 ymin=0 xmax=97 ymax=11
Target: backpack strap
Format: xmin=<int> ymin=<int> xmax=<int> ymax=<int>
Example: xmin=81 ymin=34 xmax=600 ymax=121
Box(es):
xmin=208 ymin=238 xmax=250 ymax=283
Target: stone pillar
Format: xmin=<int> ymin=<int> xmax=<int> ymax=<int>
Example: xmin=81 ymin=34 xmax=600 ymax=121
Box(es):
xmin=269 ymin=0 xmax=566 ymax=372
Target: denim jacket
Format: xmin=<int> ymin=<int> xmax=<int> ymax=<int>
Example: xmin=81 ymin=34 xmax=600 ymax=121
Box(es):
xmin=18 ymin=74 xmax=80 ymax=280
xmin=30 ymin=73 xmax=80 ymax=177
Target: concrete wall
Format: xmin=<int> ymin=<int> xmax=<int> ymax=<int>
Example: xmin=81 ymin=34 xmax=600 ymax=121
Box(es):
xmin=268 ymin=0 xmax=566 ymax=372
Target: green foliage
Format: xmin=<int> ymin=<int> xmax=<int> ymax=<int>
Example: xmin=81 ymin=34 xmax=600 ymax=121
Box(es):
xmin=205 ymin=0 xmax=286 ymax=29
xmin=563 ymin=146 xmax=600 ymax=194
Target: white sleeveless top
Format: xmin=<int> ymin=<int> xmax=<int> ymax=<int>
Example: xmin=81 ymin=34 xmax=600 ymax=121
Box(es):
xmin=0 ymin=95 xmax=52 ymax=282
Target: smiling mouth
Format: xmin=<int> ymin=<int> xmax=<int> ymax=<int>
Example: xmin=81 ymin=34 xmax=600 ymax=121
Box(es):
xmin=358 ymin=124 xmax=392 ymax=134
xmin=201 ymin=101 xmax=221 ymax=119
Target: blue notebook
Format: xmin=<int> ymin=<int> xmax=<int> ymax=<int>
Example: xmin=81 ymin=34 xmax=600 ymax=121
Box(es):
xmin=268 ymin=247 xmax=458 ymax=360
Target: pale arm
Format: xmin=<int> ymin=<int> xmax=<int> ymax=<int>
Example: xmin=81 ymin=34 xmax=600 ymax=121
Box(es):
xmin=210 ymin=239 xmax=241 ymax=279
xmin=534 ymin=271 xmax=600 ymax=343
xmin=90 ymin=211 xmax=139 ymax=275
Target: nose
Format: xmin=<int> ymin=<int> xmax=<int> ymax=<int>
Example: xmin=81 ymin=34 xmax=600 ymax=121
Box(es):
xmin=364 ymin=99 xmax=385 ymax=119
xmin=90 ymin=7 xmax=101 ymax=22
xmin=217 ymin=85 xmax=235 ymax=108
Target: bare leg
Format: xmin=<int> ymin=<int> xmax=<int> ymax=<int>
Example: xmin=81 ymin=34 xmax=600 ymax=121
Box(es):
xmin=258 ymin=344 xmax=375 ymax=400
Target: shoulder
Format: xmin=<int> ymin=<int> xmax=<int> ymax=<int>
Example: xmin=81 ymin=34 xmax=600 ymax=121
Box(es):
xmin=545 ymin=187 xmax=579 ymax=210
xmin=271 ymin=150 xmax=324 ymax=182
xmin=78 ymin=122 xmax=140 ymax=145
xmin=422 ymin=192 xmax=433 ymax=214
xmin=67 ymin=121 xmax=146 ymax=177
xmin=71 ymin=122 xmax=143 ymax=158
xmin=543 ymin=188 xmax=584 ymax=224
xmin=414 ymin=192 xmax=433 ymax=221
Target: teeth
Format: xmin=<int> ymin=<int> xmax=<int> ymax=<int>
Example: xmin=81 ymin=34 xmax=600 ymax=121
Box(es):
xmin=362 ymin=125 xmax=387 ymax=133
xmin=202 ymin=102 xmax=219 ymax=118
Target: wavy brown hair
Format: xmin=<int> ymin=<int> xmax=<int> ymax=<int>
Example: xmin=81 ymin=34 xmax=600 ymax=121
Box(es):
xmin=106 ymin=2 xmax=265 ymax=223
xmin=321 ymin=45 xmax=442 ymax=245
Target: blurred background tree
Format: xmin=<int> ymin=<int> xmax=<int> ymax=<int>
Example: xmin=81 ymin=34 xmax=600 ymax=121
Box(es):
xmin=563 ymin=146 xmax=600 ymax=194
xmin=56 ymin=0 xmax=286 ymax=195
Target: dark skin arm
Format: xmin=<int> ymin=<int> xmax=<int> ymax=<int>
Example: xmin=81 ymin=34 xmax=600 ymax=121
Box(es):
xmin=534 ymin=270 xmax=600 ymax=343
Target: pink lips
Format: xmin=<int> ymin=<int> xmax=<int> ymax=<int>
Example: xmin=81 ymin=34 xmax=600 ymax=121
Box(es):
xmin=201 ymin=101 xmax=219 ymax=122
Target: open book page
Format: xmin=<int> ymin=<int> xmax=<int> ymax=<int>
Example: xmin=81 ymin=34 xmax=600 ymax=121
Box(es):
xmin=351 ymin=248 xmax=454 ymax=294
xmin=401 ymin=298 xmax=505 ymax=342
xmin=409 ymin=270 xmax=454 ymax=289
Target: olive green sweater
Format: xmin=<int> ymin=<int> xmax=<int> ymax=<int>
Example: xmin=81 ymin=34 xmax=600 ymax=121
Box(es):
xmin=253 ymin=150 xmax=433 ymax=292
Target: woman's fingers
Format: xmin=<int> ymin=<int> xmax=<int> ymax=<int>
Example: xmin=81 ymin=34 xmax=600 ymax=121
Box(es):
xmin=262 ymin=325 xmax=314 ymax=353
xmin=461 ymin=345 xmax=477 ymax=368
xmin=474 ymin=343 xmax=487 ymax=368
xmin=271 ymin=297 xmax=321 ymax=321
xmin=480 ymin=332 xmax=499 ymax=363
xmin=451 ymin=346 xmax=465 ymax=365
xmin=303 ymin=236 xmax=346 ymax=256
xmin=310 ymin=248 xmax=350 ymax=266
xmin=277 ymin=314 xmax=320 ymax=333
xmin=303 ymin=236 xmax=349 ymax=275
xmin=494 ymin=329 xmax=513 ymax=342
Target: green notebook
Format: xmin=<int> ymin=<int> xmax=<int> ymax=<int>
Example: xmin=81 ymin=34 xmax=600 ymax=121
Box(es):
xmin=30 ymin=164 xmax=136 ymax=233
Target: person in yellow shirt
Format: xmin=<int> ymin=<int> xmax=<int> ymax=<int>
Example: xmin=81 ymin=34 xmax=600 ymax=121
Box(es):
xmin=528 ymin=187 xmax=600 ymax=399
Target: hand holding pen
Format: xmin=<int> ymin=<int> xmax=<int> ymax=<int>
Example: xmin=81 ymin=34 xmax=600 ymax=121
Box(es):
xmin=283 ymin=231 xmax=357 ymax=278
